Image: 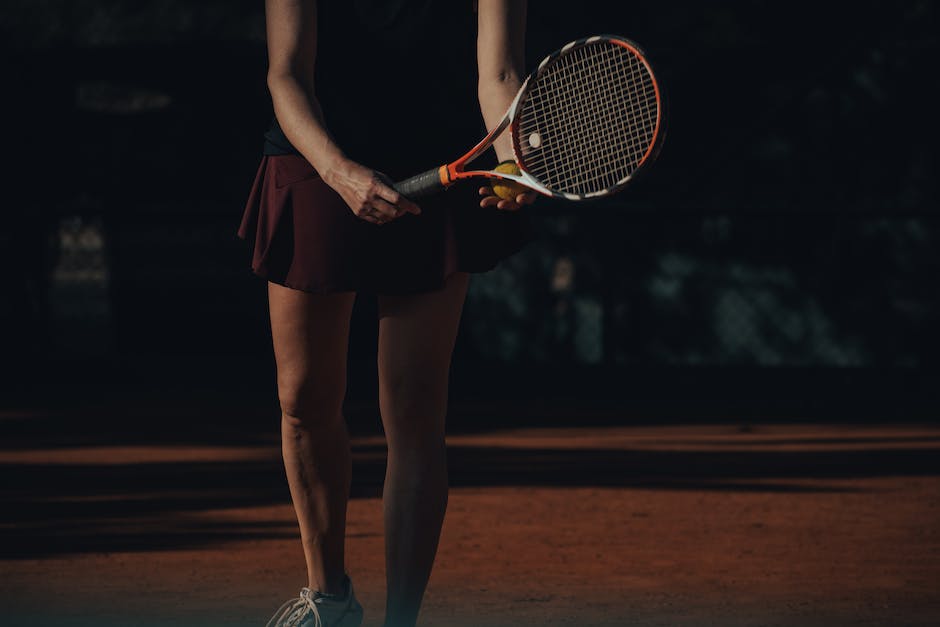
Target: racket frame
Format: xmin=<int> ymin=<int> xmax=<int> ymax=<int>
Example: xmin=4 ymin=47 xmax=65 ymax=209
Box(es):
xmin=399 ymin=34 xmax=664 ymax=201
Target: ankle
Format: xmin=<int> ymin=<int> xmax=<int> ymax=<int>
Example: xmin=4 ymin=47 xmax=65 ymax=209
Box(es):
xmin=312 ymin=573 xmax=348 ymax=598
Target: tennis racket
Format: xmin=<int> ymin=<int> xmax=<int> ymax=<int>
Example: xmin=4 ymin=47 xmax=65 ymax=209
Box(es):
xmin=394 ymin=34 xmax=665 ymax=201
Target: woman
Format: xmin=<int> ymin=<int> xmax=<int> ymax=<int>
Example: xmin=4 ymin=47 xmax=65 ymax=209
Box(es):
xmin=238 ymin=1 xmax=535 ymax=626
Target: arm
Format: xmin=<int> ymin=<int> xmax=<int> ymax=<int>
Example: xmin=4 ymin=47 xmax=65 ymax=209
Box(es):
xmin=265 ymin=0 xmax=419 ymax=223
xmin=476 ymin=0 xmax=535 ymax=210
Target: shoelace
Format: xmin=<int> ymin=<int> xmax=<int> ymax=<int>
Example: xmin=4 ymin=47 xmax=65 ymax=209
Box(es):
xmin=265 ymin=587 xmax=322 ymax=627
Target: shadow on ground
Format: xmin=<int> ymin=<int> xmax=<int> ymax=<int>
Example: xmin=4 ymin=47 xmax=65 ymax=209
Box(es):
xmin=2 ymin=406 xmax=939 ymax=558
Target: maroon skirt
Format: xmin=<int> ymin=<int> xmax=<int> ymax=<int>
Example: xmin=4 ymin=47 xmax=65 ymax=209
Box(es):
xmin=237 ymin=155 xmax=532 ymax=294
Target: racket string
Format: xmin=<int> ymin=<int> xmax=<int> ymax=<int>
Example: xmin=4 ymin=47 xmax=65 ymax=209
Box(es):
xmin=564 ymin=47 xmax=653 ymax=191
xmin=577 ymin=44 xmax=654 ymax=188
xmin=517 ymin=39 xmax=660 ymax=196
xmin=559 ymin=45 xmax=641 ymax=191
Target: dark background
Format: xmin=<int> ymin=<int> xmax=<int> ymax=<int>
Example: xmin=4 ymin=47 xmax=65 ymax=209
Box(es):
xmin=1 ymin=0 xmax=937 ymax=426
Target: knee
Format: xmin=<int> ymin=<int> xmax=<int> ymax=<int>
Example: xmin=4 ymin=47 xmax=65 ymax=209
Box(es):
xmin=380 ymin=367 xmax=448 ymax=421
xmin=277 ymin=368 xmax=346 ymax=429
xmin=382 ymin=391 xmax=449 ymax=453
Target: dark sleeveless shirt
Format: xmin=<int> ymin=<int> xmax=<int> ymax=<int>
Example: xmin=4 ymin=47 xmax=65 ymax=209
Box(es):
xmin=262 ymin=0 xmax=480 ymax=180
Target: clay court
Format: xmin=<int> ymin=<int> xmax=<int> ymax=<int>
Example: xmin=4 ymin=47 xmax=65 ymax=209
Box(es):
xmin=2 ymin=405 xmax=938 ymax=626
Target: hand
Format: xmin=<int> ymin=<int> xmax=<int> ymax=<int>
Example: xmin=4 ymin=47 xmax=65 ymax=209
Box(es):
xmin=323 ymin=159 xmax=421 ymax=225
xmin=478 ymin=186 xmax=538 ymax=211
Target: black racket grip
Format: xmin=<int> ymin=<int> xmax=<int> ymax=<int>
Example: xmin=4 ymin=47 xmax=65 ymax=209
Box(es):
xmin=395 ymin=167 xmax=446 ymax=200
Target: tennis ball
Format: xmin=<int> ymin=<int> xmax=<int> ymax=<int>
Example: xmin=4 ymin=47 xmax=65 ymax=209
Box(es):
xmin=492 ymin=161 xmax=527 ymax=201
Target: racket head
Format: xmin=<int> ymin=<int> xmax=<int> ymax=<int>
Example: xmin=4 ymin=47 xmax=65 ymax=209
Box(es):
xmin=507 ymin=35 xmax=665 ymax=200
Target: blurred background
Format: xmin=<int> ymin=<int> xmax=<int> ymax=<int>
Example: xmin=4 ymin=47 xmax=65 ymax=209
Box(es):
xmin=0 ymin=0 xmax=937 ymax=426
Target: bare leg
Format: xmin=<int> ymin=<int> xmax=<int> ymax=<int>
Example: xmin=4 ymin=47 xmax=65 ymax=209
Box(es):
xmin=376 ymin=272 xmax=470 ymax=627
xmin=268 ymin=281 xmax=357 ymax=595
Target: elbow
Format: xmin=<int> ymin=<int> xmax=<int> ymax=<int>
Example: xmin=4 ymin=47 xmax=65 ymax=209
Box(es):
xmin=477 ymin=69 xmax=521 ymax=99
xmin=266 ymin=71 xmax=287 ymax=105
xmin=266 ymin=70 xmax=293 ymax=96
xmin=266 ymin=69 xmax=314 ymax=100
xmin=493 ymin=69 xmax=520 ymax=84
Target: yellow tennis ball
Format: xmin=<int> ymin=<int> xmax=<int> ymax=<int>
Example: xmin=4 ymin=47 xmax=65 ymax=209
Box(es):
xmin=492 ymin=161 xmax=527 ymax=201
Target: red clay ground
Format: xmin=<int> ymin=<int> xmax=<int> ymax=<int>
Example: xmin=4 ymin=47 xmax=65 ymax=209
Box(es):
xmin=2 ymin=420 xmax=939 ymax=626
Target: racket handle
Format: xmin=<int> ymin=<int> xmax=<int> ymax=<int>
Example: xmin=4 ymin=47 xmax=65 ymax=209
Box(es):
xmin=395 ymin=167 xmax=446 ymax=200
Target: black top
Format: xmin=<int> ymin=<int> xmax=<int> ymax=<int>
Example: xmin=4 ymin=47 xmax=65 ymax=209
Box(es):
xmin=262 ymin=0 xmax=481 ymax=179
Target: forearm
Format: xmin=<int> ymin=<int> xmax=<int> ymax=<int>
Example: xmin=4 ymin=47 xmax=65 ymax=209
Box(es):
xmin=267 ymin=73 xmax=347 ymax=183
xmin=478 ymin=76 xmax=521 ymax=162
xmin=476 ymin=0 xmax=526 ymax=163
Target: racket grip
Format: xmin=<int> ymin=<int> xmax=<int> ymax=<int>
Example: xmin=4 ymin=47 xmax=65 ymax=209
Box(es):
xmin=395 ymin=167 xmax=446 ymax=200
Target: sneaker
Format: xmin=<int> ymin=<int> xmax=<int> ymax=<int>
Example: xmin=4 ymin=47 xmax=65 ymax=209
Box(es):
xmin=266 ymin=574 xmax=364 ymax=627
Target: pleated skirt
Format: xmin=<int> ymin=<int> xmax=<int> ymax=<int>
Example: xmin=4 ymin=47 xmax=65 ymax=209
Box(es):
xmin=237 ymin=154 xmax=532 ymax=294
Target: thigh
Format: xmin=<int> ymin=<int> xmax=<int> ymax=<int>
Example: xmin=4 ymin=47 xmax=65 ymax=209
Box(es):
xmin=268 ymin=281 xmax=357 ymax=419
xmin=376 ymin=273 xmax=470 ymax=442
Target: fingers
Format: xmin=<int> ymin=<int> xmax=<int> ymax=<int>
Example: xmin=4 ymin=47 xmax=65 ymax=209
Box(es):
xmin=371 ymin=196 xmax=403 ymax=220
xmin=478 ymin=186 xmax=537 ymax=211
xmin=354 ymin=201 xmax=396 ymax=225
xmin=478 ymin=186 xmax=516 ymax=209
xmin=359 ymin=203 xmax=399 ymax=225
xmin=374 ymin=175 xmax=421 ymax=216
xmin=397 ymin=195 xmax=422 ymax=216
xmin=356 ymin=173 xmax=424 ymax=225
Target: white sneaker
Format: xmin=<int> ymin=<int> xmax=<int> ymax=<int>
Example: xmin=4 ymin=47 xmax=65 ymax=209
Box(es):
xmin=266 ymin=575 xmax=364 ymax=627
